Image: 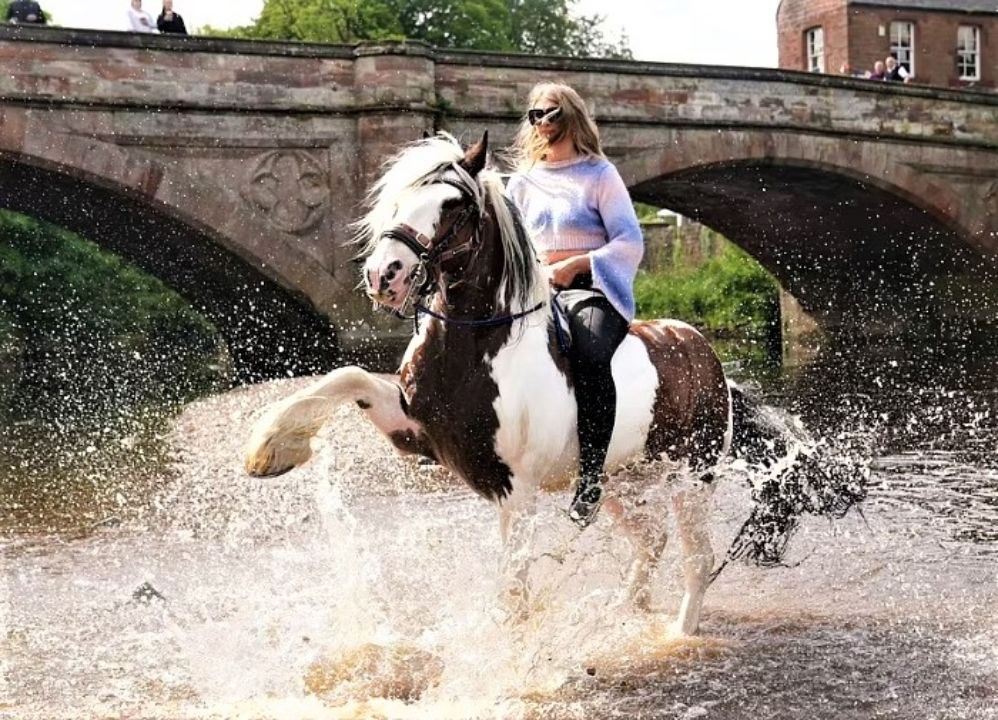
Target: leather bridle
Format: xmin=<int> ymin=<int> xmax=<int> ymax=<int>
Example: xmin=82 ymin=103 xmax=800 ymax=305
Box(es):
xmin=376 ymin=175 xmax=482 ymax=319
xmin=374 ymin=171 xmax=545 ymax=328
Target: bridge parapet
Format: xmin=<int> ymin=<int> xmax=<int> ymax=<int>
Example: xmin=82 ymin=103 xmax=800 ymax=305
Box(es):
xmin=0 ymin=26 xmax=993 ymax=361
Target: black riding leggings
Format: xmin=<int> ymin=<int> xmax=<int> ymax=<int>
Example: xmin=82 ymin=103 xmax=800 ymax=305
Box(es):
xmin=560 ymin=284 xmax=630 ymax=480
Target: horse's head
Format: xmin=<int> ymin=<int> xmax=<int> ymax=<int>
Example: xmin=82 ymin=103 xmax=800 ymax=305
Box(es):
xmin=362 ymin=133 xmax=489 ymax=314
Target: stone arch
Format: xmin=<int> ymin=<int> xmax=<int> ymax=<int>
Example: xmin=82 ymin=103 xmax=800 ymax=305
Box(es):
xmin=617 ymin=128 xmax=990 ymax=331
xmin=0 ymin=144 xmax=337 ymax=382
xmin=616 ymin=128 xmax=978 ymax=244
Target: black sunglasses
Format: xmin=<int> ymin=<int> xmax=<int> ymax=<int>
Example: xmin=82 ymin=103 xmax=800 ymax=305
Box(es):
xmin=527 ymin=106 xmax=562 ymax=126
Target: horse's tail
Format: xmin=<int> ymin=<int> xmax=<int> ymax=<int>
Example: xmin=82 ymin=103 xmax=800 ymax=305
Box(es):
xmin=719 ymin=382 xmax=868 ymax=572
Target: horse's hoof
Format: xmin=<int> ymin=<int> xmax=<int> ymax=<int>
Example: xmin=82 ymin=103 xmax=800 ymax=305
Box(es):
xmin=246 ymin=462 xmax=295 ymax=478
xmin=244 ymin=438 xmax=312 ymax=477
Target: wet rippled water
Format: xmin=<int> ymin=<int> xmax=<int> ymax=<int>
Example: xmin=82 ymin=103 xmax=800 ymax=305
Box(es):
xmin=2 ymin=366 xmax=997 ymax=719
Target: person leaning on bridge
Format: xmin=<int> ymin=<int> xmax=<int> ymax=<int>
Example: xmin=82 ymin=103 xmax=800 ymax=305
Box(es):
xmin=5 ymin=0 xmax=47 ymax=24
xmin=885 ymin=56 xmax=911 ymax=83
xmin=868 ymin=60 xmax=887 ymax=81
xmin=157 ymin=0 xmax=188 ymax=35
xmin=127 ymin=0 xmax=158 ymax=33
xmin=505 ymin=81 xmax=644 ymax=529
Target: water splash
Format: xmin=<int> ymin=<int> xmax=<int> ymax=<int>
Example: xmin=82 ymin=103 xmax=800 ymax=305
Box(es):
xmin=2 ymin=375 xmax=996 ymax=719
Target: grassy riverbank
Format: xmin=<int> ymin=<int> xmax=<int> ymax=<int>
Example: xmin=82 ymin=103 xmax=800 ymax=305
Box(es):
xmin=634 ymin=241 xmax=781 ymax=361
xmin=0 ymin=210 xmax=228 ymax=422
xmin=0 ymin=210 xmax=229 ymax=526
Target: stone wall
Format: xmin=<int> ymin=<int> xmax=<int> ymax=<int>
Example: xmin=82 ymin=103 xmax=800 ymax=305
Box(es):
xmin=0 ymin=26 xmax=992 ymax=358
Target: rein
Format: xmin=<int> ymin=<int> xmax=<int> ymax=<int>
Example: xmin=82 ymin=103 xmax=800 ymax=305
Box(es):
xmin=414 ymin=300 xmax=545 ymax=327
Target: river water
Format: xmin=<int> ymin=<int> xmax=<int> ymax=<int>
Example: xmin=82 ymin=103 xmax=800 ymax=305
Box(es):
xmin=1 ymin=346 xmax=996 ymax=719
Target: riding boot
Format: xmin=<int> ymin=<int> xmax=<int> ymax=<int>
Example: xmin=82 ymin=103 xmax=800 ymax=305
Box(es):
xmin=561 ymin=288 xmax=629 ymax=530
xmin=569 ymin=473 xmax=606 ymax=528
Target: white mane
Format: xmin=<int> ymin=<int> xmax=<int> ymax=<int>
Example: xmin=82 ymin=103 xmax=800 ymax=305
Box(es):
xmin=356 ymin=133 xmax=547 ymax=313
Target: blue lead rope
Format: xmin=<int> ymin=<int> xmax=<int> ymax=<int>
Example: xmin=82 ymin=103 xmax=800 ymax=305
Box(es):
xmin=412 ymin=293 xmax=570 ymax=357
xmin=414 ymin=300 xmax=545 ymax=328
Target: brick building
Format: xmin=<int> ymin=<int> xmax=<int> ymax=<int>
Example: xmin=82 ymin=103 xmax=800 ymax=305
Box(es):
xmin=777 ymin=0 xmax=997 ymax=89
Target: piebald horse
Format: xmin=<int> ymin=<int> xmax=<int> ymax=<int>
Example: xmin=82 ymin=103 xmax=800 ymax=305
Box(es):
xmin=245 ymin=132 xmax=735 ymax=635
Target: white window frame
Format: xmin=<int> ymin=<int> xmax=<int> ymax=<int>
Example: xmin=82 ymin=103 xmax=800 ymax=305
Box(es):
xmin=957 ymin=25 xmax=981 ymax=81
xmin=890 ymin=21 xmax=916 ymax=76
xmin=806 ymin=27 xmax=825 ymax=73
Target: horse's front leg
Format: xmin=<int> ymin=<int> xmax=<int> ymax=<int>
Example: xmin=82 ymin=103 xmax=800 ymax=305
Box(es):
xmin=245 ymin=366 xmax=424 ymax=477
xmin=496 ymin=481 xmax=539 ymax=622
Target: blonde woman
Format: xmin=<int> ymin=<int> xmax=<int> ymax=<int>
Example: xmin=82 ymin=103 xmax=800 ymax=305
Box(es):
xmin=506 ymin=82 xmax=644 ymax=528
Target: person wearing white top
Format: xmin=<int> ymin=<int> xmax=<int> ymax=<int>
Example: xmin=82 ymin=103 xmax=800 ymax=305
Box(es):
xmin=127 ymin=0 xmax=158 ymax=33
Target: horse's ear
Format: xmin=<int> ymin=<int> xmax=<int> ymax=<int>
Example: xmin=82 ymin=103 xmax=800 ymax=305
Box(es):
xmin=461 ymin=131 xmax=489 ymax=177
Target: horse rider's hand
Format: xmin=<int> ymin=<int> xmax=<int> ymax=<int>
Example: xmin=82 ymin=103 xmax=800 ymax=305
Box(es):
xmin=548 ymin=255 xmax=589 ymax=289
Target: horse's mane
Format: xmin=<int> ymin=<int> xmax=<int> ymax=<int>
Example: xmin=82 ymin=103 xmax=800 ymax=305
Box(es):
xmin=356 ymin=133 xmax=547 ymax=314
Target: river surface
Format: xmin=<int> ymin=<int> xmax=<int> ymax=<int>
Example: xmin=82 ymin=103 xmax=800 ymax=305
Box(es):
xmin=1 ymin=347 xmax=997 ymax=719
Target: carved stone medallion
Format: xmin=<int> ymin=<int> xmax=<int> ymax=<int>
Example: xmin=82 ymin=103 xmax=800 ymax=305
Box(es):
xmin=242 ymin=150 xmax=330 ymax=235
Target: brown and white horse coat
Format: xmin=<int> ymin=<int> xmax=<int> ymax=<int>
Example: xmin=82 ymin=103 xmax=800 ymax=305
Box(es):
xmin=245 ymin=133 xmax=734 ymax=635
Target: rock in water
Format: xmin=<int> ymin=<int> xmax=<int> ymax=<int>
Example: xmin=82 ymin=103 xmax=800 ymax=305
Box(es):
xmin=304 ymin=642 xmax=444 ymax=703
xmin=131 ymin=582 xmax=166 ymax=604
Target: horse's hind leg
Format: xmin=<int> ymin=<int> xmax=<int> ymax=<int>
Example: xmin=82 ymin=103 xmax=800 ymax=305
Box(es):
xmin=671 ymin=482 xmax=715 ymax=636
xmin=604 ymin=498 xmax=668 ymax=612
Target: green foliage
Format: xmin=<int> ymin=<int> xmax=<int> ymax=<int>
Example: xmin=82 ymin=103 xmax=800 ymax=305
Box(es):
xmin=634 ymin=242 xmax=781 ymax=337
xmin=207 ymin=0 xmax=632 ymax=58
xmin=634 ymin=202 xmax=666 ymax=224
xmin=0 ymin=210 xmax=228 ymax=430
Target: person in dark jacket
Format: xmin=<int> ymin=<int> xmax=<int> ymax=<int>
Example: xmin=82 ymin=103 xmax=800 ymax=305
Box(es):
xmin=157 ymin=0 xmax=188 ymax=34
xmin=885 ymin=56 xmax=911 ymax=83
xmin=6 ymin=0 xmax=47 ymax=24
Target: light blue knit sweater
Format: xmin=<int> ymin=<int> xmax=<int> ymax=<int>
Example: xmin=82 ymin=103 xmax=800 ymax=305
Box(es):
xmin=506 ymin=155 xmax=644 ymax=321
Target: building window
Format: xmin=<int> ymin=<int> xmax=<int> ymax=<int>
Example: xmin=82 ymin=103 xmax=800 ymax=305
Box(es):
xmin=806 ymin=27 xmax=825 ymax=73
xmin=957 ymin=25 xmax=981 ymax=81
xmin=890 ymin=21 xmax=915 ymax=75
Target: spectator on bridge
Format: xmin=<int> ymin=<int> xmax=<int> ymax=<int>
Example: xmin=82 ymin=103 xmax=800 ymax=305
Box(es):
xmin=838 ymin=63 xmax=866 ymax=78
xmin=885 ymin=56 xmax=911 ymax=83
xmin=868 ymin=60 xmax=887 ymax=81
xmin=5 ymin=0 xmax=47 ymax=24
xmin=127 ymin=0 xmax=158 ymax=33
xmin=157 ymin=0 xmax=188 ymax=35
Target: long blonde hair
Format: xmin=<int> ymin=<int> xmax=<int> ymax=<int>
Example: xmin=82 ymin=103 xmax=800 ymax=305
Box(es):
xmin=508 ymin=82 xmax=604 ymax=171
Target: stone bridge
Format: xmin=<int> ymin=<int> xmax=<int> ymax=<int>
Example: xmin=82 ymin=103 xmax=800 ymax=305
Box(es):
xmin=0 ymin=26 xmax=995 ymax=377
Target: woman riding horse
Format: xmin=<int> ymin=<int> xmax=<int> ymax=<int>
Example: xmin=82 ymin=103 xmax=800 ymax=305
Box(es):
xmin=507 ymin=82 xmax=644 ymax=528
xmin=245 ymin=130 xmax=734 ymax=633
xmin=242 ymin=114 xmax=866 ymax=632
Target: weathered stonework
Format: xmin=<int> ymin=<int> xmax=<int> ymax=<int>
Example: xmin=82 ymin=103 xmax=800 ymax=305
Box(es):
xmin=241 ymin=150 xmax=330 ymax=236
xmin=0 ymin=26 xmax=994 ymax=366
